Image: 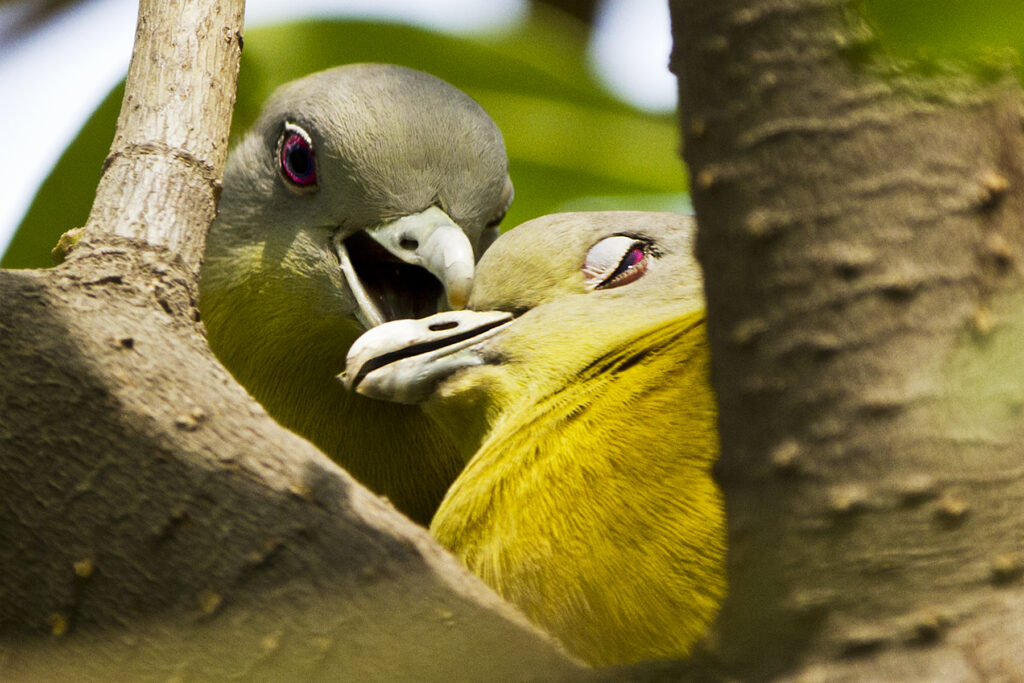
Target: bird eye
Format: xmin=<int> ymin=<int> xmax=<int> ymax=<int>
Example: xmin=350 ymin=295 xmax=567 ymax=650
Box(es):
xmin=582 ymin=234 xmax=652 ymax=290
xmin=277 ymin=122 xmax=317 ymax=191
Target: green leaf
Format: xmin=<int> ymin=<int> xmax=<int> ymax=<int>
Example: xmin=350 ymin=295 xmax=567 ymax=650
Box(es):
xmin=861 ymin=0 xmax=1024 ymax=54
xmin=2 ymin=84 xmax=121 ymax=269
xmin=3 ymin=13 xmax=685 ymax=269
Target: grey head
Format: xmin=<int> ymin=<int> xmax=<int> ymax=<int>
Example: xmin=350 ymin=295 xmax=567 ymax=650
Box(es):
xmin=204 ymin=63 xmax=513 ymax=331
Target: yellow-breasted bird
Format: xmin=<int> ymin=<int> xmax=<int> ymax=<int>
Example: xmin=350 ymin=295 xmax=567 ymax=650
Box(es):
xmin=200 ymin=64 xmax=513 ymax=524
xmin=343 ymin=211 xmax=726 ymax=666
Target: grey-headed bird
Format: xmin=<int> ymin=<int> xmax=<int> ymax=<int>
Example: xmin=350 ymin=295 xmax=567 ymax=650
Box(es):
xmin=201 ymin=64 xmax=513 ymax=523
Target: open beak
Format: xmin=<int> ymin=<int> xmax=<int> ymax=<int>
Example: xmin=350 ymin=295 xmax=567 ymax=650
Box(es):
xmin=341 ymin=309 xmax=513 ymax=404
xmin=333 ymin=206 xmax=476 ymax=329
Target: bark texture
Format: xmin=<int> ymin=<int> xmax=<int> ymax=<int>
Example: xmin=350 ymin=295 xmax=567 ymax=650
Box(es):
xmin=0 ymin=242 xmax=577 ymax=680
xmin=85 ymin=0 xmax=239 ymax=274
xmin=670 ymin=0 xmax=1024 ymax=679
xmin=0 ymin=0 xmax=580 ymax=678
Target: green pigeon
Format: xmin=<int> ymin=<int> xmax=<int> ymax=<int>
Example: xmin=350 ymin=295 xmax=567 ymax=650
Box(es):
xmin=200 ymin=64 xmax=513 ymax=524
xmin=344 ymin=211 xmax=726 ymax=665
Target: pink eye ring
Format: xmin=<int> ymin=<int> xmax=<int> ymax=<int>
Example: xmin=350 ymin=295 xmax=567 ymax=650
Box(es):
xmin=623 ymin=245 xmax=644 ymax=268
xmin=277 ymin=122 xmax=317 ymax=191
xmin=582 ymin=234 xmax=652 ymax=290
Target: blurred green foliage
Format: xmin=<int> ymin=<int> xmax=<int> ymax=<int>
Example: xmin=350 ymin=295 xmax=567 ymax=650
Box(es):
xmin=856 ymin=0 xmax=1024 ymax=75
xmin=2 ymin=9 xmax=686 ymax=268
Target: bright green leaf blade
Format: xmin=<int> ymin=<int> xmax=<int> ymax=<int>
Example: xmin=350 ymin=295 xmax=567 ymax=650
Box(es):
xmin=859 ymin=0 xmax=1024 ymax=56
xmin=2 ymin=84 xmax=122 ymax=268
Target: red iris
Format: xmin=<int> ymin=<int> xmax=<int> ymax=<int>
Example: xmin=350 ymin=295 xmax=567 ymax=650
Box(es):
xmin=598 ymin=242 xmax=649 ymax=289
xmin=280 ymin=133 xmax=316 ymax=187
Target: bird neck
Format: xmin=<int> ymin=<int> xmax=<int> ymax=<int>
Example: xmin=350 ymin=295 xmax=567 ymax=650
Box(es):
xmin=422 ymin=373 xmax=515 ymax=464
xmin=430 ymin=310 xmax=726 ymax=664
xmin=199 ymin=236 xmax=463 ymax=525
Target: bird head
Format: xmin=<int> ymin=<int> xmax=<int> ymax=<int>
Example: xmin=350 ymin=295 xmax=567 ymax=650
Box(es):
xmin=203 ymin=63 xmax=512 ymax=339
xmin=343 ymin=211 xmax=703 ymax=456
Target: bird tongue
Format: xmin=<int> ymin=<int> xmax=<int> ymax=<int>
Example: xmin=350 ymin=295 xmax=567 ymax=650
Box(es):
xmin=339 ymin=231 xmax=445 ymax=325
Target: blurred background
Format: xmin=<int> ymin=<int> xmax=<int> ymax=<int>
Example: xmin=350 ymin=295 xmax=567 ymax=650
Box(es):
xmin=0 ymin=0 xmax=686 ymax=267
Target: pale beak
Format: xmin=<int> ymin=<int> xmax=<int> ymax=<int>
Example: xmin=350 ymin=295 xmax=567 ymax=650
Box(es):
xmin=341 ymin=309 xmax=513 ymax=404
xmin=333 ymin=206 xmax=476 ymax=329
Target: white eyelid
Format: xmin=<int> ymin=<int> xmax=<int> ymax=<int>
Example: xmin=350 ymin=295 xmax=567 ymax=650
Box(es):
xmin=582 ymin=235 xmax=639 ymax=290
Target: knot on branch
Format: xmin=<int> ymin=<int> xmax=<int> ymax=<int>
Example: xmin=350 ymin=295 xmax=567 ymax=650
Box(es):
xmin=102 ymin=142 xmax=221 ymax=190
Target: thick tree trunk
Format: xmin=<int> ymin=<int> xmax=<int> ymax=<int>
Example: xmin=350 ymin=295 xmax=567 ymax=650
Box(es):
xmin=670 ymin=0 xmax=1024 ymax=679
xmin=0 ymin=0 xmax=579 ymax=678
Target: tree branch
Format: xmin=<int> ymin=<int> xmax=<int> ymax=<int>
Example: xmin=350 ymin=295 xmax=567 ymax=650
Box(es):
xmin=670 ymin=0 xmax=1024 ymax=678
xmin=82 ymin=0 xmax=241 ymax=273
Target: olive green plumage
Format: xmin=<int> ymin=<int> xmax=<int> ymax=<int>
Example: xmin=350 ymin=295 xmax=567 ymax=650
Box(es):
xmin=200 ymin=64 xmax=512 ymax=524
xmin=345 ymin=211 xmax=726 ymax=665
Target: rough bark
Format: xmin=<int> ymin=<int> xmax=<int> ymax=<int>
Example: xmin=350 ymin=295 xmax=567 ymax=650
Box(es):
xmin=85 ymin=0 xmax=238 ymax=273
xmin=0 ymin=0 xmax=580 ymax=678
xmin=670 ymin=0 xmax=1024 ymax=679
